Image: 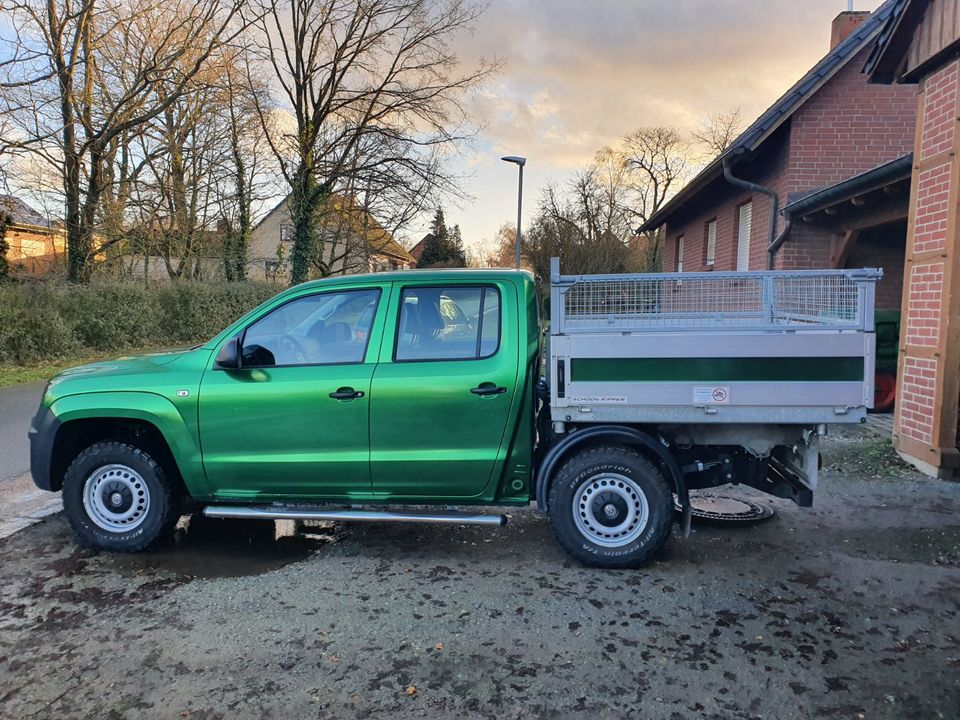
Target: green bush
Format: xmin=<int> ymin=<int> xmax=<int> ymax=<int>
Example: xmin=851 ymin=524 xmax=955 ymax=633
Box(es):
xmin=0 ymin=281 xmax=278 ymax=365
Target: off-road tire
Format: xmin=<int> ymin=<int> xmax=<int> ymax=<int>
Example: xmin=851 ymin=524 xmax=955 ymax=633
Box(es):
xmin=548 ymin=445 xmax=673 ymax=568
xmin=62 ymin=441 xmax=179 ymax=553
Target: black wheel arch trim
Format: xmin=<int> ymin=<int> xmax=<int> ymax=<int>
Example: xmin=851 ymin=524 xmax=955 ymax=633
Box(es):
xmin=29 ymin=404 xmax=61 ymax=492
xmin=536 ymin=425 xmax=692 ymax=536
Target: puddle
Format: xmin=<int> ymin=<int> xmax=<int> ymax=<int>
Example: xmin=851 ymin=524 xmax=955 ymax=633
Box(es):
xmin=113 ymin=514 xmax=336 ymax=580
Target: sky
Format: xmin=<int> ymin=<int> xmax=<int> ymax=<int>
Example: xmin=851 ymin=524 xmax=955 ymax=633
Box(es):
xmin=444 ymin=0 xmax=886 ymax=256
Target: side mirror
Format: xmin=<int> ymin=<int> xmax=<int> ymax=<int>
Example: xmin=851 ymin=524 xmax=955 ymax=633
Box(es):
xmin=214 ymin=335 xmax=242 ymax=370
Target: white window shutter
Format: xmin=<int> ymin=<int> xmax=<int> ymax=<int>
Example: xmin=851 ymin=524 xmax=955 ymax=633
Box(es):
xmin=736 ymin=202 xmax=753 ymax=271
xmin=706 ymin=220 xmax=716 ymax=265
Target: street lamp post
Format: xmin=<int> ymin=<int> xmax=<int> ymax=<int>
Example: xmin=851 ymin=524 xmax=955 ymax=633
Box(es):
xmin=501 ymin=155 xmax=526 ymax=269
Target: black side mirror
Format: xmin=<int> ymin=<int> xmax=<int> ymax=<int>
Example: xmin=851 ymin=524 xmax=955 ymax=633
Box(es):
xmin=214 ymin=335 xmax=242 ymax=370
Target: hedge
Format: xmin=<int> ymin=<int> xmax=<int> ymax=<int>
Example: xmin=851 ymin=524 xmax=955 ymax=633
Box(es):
xmin=0 ymin=281 xmax=279 ymax=365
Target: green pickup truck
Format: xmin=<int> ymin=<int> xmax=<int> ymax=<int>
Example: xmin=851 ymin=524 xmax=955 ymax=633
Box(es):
xmin=30 ymin=261 xmax=880 ymax=568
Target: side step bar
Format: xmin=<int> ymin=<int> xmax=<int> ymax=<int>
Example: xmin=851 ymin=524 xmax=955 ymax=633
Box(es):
xmin=203 ymin=505 xmax=508 ymax=527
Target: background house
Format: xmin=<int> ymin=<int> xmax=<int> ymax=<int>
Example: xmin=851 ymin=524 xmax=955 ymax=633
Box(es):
xmin=641 ymin=2 xmax=916 ymax=312
xmin=248 ymin=194 xmax=414 ymax=280
xmin=407 ymin=233 xmax=432 ymax=267
xmin=0 ymin=195 xmax=65 ymax=276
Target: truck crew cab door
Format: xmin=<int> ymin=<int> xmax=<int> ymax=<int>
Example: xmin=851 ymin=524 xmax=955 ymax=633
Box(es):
xmin=198 ymin=285 xmax=386 ymax=499
xmin=369 ymin=282 xmax=518 ymax=499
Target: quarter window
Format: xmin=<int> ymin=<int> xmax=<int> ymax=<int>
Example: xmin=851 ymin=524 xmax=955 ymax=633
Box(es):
xmin=395 ymin=286 xmax=501 ymax=361
xmin=240 ymin=288 xmax=380 ymax=367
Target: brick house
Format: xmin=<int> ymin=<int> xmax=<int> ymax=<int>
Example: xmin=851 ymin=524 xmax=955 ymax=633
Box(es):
xmin=641 ymin=1 xmax=917 ymax=312
xmin=407 ymin=233 xmax=432 ymax=267
xmin=866 ymin=0 xmax=960 ymax=477
xmin=0 ymin=195 xmax=66 ymax=276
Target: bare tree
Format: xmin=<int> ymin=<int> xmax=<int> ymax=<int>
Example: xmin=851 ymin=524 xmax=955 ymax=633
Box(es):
xmin=692 ymin=106 xmax=744 ymax=157
xmin=620 ymin=127 xmax=689 ymax=228
xmin=253 ymin=0 xmax=496 ymax=284
xmin=0 ymin=0 xmax=249 ymax=281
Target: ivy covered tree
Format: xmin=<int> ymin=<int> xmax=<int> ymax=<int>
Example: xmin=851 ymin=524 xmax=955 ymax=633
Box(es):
xmin=418 ymin=208 xmax=466 ymax=268
xmin=0 ymin=212 xmax=11 ymax=281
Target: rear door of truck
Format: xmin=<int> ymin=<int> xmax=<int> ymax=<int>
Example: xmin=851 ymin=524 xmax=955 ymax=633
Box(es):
xmin=368 ymin=278 xmax=519 ymax=499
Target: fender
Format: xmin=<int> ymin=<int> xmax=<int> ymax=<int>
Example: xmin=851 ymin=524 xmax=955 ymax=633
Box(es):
xmin=535 ymin=425 xmax=692 ymax=536
xmin=46 ymin=391 xmax=208 ymax=497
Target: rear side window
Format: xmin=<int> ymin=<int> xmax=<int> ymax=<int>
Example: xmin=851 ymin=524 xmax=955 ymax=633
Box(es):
xmin=395 ymin=286 xmax=501 ymax=361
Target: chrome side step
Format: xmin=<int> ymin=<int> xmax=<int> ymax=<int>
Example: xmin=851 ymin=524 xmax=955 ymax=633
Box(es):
xmin=203 ymin=505 xmax=508 ymax=527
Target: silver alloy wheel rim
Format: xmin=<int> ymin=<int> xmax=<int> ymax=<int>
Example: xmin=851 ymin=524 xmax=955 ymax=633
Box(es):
xmin=82 ymin=464 xmax=150 ymax=532
xmin=572 ymin=472 xmax=649 ymax=548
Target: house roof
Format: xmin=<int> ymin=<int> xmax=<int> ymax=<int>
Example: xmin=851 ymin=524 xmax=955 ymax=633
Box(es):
xmin=781 ymin=153 xmax=913 ymax=219
xmin=866 ymin=0 xmax=960 ymax=84
xmin=0 ymin=195 xmax=54 ymax=228
xmin=253 ymin=193 xmax=414 ymax=264
xmin=639 ymin=0 xmax=901 ymax=233
xmin=407 ymin=233 xmax=433 ymax=262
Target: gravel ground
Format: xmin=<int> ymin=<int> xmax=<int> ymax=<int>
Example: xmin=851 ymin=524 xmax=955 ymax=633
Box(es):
xmin=1 ymin=427 xmax=958 ymax=719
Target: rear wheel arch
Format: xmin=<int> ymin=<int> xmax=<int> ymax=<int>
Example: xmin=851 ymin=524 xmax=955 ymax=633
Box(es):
xmin=536 ymin=425 xmax=688 ymax=512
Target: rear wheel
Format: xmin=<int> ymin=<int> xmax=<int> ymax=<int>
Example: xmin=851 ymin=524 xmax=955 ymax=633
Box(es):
xmin=62 ymin=441 xmax=180 ymax=553
xmin=548 ymin=446 xmax=673 ymax=568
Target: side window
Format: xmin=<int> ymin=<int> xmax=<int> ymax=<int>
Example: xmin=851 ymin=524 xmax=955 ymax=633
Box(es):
xmin=241 ymin=288 xmax=380 ymax=367
xmin=395 ymin=286 xmax=501 ymax=361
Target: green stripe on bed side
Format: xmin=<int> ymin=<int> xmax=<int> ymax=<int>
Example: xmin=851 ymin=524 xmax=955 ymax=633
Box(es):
xmin=570 ymin=357 xmax=865 ymax=383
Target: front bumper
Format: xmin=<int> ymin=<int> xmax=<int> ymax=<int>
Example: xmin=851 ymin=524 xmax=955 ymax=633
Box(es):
xmin=29 ymin=404 xmax=61 ymax=491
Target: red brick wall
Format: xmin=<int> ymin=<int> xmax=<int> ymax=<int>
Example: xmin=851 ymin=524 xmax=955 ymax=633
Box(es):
xmin=663 ymin=131 xmax=789 ymax=273
xmin=846 ymin=225 xmax=907 ymax=311
xmin=785 ymin=47 xmax=917 ymax=194
xmin=895 ymin=60 xmax=960 ymax=457
xmin=663 ymin=47 xmax=916 ymax=275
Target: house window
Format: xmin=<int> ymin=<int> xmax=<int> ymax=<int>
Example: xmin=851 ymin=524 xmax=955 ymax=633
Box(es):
xmin=736 ymin=201 xmax=752 ymax=271
xmin=676 ymin=235 xmax=684 ymax=273
xmin=280 ymin=224 xmax=291 ymax=242
xmin=704 ymin=219 xmax=717 ymax=267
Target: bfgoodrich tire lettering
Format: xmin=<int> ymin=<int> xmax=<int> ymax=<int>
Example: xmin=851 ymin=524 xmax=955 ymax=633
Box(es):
xmin=548 ymin=445 xmax=673 ymax=568
xmin=62 ymin=441 xmax=179 ymax=553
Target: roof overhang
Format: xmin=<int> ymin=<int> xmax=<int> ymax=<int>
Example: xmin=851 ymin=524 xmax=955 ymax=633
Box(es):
xmin=866 ymin=0 xmax=928 ymax=83
xmin=781 ymin=153 xmax=912 ymax=229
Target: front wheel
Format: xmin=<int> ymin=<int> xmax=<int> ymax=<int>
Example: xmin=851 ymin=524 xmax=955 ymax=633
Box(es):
xmin=547 ymin=446 xmax=673 ymax=568
xmin=62 ymin=441 xmax=180 ymax=553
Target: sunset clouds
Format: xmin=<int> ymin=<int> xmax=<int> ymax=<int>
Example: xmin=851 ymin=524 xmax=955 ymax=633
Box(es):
xmin=452 ymin=0 xmax=885 ymax=252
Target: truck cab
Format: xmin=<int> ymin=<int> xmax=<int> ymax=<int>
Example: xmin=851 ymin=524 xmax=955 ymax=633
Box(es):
xmin=30 ymin=261 xmax=880 ymax=568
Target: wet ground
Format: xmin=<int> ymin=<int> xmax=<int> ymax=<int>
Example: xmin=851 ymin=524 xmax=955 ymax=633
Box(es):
xmin=1 ymin=427 xmax=959 ymax=719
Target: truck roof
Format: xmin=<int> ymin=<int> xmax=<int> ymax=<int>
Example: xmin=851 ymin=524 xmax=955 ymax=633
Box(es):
xmin=293 ymin=267 xmax=534 ymax=290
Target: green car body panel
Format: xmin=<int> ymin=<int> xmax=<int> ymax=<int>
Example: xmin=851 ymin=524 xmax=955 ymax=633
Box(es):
xmin=34 ymin=269 xmax=540 ymax=507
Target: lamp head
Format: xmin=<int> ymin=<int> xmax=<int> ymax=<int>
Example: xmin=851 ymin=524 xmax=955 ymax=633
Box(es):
xmin=501 ymin=155 xmax=527 ymax=166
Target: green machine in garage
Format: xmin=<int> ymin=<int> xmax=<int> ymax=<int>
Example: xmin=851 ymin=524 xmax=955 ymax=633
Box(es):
xmin=874 ymin=310 xmax=901 ymax=413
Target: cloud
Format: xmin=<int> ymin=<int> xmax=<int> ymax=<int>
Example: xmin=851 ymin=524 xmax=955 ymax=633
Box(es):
xmin=450 ymin=0 xmax=886 ymax=249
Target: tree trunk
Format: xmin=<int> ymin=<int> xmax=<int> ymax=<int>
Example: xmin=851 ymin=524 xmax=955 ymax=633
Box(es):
xmin=289 ymin=161 xmax=324 ymax=285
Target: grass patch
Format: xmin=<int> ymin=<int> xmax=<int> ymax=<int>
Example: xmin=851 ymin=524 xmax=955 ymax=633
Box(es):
xmin=823 ymin=427 xmax=913 ymax=479
xmin=0 ymin=348 xmax=169 ymax=388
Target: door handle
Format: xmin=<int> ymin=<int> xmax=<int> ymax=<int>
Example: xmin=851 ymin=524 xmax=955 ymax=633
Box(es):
xmin=471 ymin=383 xmax=508 ymax=396
xmin=329 ymin=387 xmax=365 ymax=400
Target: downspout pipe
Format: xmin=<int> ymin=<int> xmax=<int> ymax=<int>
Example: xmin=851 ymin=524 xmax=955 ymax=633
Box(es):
xmin=722 ymin=153 xmax=781 ymax=269
xmin=767 ymin=215 xmax=794 ymax=266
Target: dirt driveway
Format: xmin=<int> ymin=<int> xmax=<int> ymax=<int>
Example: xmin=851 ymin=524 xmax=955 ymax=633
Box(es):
xmin=1 ymin=428 xmax=958 ymax=719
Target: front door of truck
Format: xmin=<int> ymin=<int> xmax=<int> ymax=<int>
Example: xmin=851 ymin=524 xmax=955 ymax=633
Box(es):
xmin=199 ymin=286 xmax=386 ymax=498
xmin=369 ymin=282 xmax=518 ymax=499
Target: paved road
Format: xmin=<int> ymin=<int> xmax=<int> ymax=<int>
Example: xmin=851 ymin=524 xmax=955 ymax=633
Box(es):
xmin=0 ymin=382 xmax=44 ymax=482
